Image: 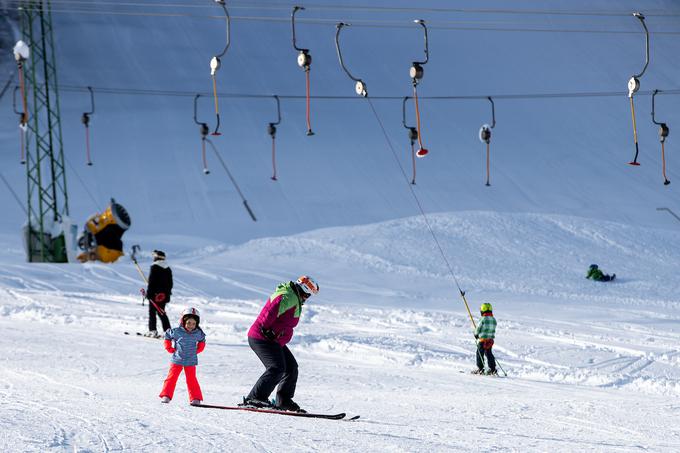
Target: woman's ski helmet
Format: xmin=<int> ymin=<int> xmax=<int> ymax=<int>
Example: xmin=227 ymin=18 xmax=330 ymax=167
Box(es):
xmin=480 ymin=303 xmax=493 ymax=313
xmin=180 ymin=307 xmax=200 ymax=328
xmin=296 ymin=275 xmax=319 ymax=297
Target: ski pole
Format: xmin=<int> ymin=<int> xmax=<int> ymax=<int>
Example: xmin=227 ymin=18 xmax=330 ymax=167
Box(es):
xmin=130 ymin=244 xmax=148 ymax=307
xmin=130 ymin=244 xmax=148 ymax=284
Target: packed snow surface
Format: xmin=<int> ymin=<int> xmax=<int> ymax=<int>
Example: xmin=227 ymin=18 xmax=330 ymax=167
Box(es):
xmin=1 ymin=212 xmax=680 ymax=452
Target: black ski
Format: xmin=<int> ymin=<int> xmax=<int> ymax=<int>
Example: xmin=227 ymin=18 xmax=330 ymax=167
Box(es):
xmin=194 ymin=403 xmax=359 ymax=420
xmin=124 ymin=331 xmax=162 ymax=339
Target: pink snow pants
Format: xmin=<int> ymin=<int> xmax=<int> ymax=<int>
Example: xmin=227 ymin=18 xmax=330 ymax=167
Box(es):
xmin=159 ymin=364 xmax=203 ymax=401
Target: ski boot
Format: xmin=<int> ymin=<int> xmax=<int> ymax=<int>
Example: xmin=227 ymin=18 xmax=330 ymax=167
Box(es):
xmin=486 ymin=369 xmax=499 ymax=376
xmin=239 ymin=397 xmax=272 ymax=409
xmin=144 ymin=330 xmax=160 ymax=338
xmin=274 ymin=398 xmax=306 ymax=413
xmin=471 ymin=369 xmax=485 ymax=375
xmin=190 ymin=399 xmax=202 ymax=406
xmin=160 ymin=396 xmax=170 ymax=403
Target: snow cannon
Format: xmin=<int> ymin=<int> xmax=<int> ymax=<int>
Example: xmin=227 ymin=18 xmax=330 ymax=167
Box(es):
xmin=77 ymin=199 xmax=131 ymax=263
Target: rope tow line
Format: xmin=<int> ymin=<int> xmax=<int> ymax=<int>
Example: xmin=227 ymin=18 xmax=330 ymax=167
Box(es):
xmin=268 ymin=95 xmax=282 ymax=180
xmin=410 ymin=20 xmax=429 ymax=158
xmin=334 ymin=18 xmax=482 ymax=350
xmin=402 ymin=97 xmax=418 ymax=184
xmin=627 ymin=12 xmax=649 ymax=166
xmin=81 ymin=86 xmax=95 ymax=166
xmin=209 ymin=0 xmax=230 ymax=136
xmin=205 ymin=138 xmax=257 ymax=222
xmin=292 ymin=6 xmax=314 ymax=136
xmin=652 ymin=89 xmax=670 ymax=185
xmin=193 ymin=94 xmax=211 ymax=174
xmin=478 ymin=97 xmax=496 ymax=187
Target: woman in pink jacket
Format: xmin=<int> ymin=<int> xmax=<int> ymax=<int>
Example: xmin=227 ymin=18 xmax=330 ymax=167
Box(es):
xmin=241 ymin=275 xmax=319 ymax=413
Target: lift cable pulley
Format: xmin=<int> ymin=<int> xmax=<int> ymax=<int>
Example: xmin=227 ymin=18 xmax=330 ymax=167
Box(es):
xmin=627 ymin=12 xmax=649 ymax=166
xmin=193 ymin=94 xmax=211 ymax=174
xmin=268 ymin=95 xmax=282 ymax=180
xmin=292 ymin=6 xmax=314 ymax=135
xmin=209 ymin=0 xmax=231 ymax=136
xmin=334 ymin=22 xmax=368 ymax=97
xmin=81 ymin=86 xmax=95 ymax=166
xmin=652 ymin=89 xmax=670 ymax=185
xmin=478 ymin=96 xmax=496 ymax=186
xmin=409 ymin=20 xmax=429 ymax=158
xmin=402 ymin=97 xmax=418 ymax=184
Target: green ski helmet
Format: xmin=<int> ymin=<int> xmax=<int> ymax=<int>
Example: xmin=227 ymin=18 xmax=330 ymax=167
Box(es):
xmin=480 ymin=303 xmax=493 ymax=313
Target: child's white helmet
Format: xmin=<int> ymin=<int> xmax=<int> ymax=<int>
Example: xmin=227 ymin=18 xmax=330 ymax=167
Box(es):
xmin=180 ymin=307 xmax=201 ymax=328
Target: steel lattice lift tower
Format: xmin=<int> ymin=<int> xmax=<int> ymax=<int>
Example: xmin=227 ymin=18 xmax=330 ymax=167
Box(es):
xmin=16 ymin=0 xmax=71 ymax=262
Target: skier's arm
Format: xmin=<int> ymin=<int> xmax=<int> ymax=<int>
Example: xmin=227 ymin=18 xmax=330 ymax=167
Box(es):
xmin=164 ymin=339 xmax=175 ymax=353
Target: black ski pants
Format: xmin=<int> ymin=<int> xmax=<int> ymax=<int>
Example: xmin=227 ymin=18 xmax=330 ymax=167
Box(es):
xmin=148 ymin=301 xmax=170 ymax=332
xmin=476 ymin=341 xmax=496 ymax=371
xmin=247 ymin=337 xmax=298 ymax=404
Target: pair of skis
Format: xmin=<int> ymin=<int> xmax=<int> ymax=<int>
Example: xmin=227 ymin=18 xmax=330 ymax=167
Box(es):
xmin=194 ymin=403 xmax=359 ymax=421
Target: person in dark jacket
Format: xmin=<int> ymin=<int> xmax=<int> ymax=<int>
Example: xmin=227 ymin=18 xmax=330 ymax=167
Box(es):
xmin=241 ymin=275 xmax=319 ymax=413
xmin=144 ymin=250 xmax=173 ymax=337
xmin=586 ymin=264 xmax=616 ymax=282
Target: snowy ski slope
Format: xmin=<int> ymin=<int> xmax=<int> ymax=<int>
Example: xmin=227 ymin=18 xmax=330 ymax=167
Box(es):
xmin=1 ymin=212 xmax=680 ymax=451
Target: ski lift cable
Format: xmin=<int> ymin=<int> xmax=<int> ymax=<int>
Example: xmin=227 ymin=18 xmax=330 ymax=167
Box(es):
xmin=627 ymin=12 xmax=649 ymax=166
xmin=268 ymin=95 xmax=281 ymax=181
xmin=27 ymin=5 xmax=680 ymax=36
xmin=292 ymin=6 xmax=314 ymax=135
xmin=193 ymin=94 xmax=211 ymax=174
xmin=58 ymin=83 xmax=680 ymax=101
xmin=366 ymin=96 xmax=473 ymax=323
xmin=205 ymin=138 xmax=257 ymax=222
xmin=410 ymin=20 xmax=429 ymax=158
xmin=19 ymin=0 xmax=680 ymax=18
xmin=332 ymin=20 xmax=471 ymax=319
xmin=0 ymin=172 xmax=28 ymax=216
xmin=652 ymin=89 xmax=670 ymax=185
xmin=63 ymin=153 xmax=103 ymax=211
xmin=402 ymin=96 xmax=418 ymax=184
xmin=81 ymin=86 xmax=95 ymax=166
xmin=209 ymin=0 xmax=231 ymax=136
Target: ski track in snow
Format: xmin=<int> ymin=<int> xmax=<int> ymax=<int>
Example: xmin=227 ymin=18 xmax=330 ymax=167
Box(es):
xmin=1 ymin=212 xmax=680 ymax=451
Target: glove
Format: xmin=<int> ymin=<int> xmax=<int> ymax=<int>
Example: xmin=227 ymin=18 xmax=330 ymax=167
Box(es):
xmin=260 ymin=328 xmax=278 ymax=341
xmin=154 ymin=292 xmax=166 ymax=303
xmin=197 ymin=342 xmax=206 ymax=354
xmin=474 ymin=334 xmax=479 ymax=339
xmin=140 ymin=288 xmax=146 ymax=297
xmin=164 ymin=339 xmax=175 ymax=353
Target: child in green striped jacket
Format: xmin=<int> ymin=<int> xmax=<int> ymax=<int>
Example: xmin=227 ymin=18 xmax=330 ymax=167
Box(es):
xmin=473 ymin=303 xmax=497 ymax=375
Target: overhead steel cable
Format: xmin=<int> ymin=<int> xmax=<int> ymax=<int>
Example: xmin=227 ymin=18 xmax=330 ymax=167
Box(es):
xmin=56 ymin=84 xmax=680 ymax=101
xmin=7 ymin=0 xmax=679 ymax=18
xmin=7 ymin=5 xmax=680 ymax=35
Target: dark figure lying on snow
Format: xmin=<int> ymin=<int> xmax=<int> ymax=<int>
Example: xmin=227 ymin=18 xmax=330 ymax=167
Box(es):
xmin=586 ymin=264 xmax=615 ymax=282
